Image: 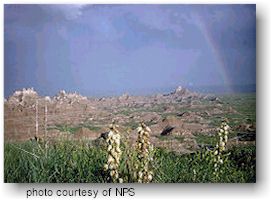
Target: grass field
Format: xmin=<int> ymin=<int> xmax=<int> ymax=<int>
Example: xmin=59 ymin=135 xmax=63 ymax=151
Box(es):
xmin=216 ymin=93 xmax=256 ymax=127
xmin=4 ymin=140 xmax=255 ymax=183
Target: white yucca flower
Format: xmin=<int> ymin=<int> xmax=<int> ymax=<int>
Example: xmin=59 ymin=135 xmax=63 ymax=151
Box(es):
xmin=135 ymin=123 xmax=154 ymax=183
xmin=104 ymin=123 xmax=122 ymax=183
xmin=211 ymin=120 xmax=231 ymax=180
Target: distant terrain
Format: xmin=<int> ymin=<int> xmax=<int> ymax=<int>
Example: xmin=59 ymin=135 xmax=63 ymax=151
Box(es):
xmin=4 ymin=86 xmax=256 ymax=153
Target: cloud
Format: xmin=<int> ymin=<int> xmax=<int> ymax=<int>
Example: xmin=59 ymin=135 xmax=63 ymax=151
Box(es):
xmin=39 ymin=4 xmax=88 ymax=20
xmin=111 ymin=5 xmax=189 ymax=38
xmin=4 ymin=4 xmax=89 ymax=31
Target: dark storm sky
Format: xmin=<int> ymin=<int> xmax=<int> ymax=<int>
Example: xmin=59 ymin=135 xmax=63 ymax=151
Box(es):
xmin=4 ymin=4 xmax=256 ymax=97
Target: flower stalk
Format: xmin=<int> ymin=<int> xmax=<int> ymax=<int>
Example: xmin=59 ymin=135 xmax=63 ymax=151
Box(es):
xmin=104 ymin=123 xmax=123 ymax=183
xmin=135 ymin=123 xmax=154 ymax=183
xmin=212 ymin=120 xmax=230 ymax=180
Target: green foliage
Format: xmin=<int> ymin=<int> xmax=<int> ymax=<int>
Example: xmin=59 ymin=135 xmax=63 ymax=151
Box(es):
xmin=124 ymin=121 xmax=139 ymax=130
xmin=221 ymin=93 xmax=256 ymax=120
xmin=229 ymin=145 xmax=256 ymax=182
xmin=156 ymin=135 xmax=185 ymax=144
xmin=50 ymin=123 xmax=101 ymax=134
xmin=4 ymin=140 xmax=107 ymax=183
xmin=4 ymin=140 xmax=255 ymax=183
xmin=152 ymin=145 xmax=255 ymax=183
xmin=194 ymin=134 xmax=218 ymax=146
xmin=53 ymin=125 xmax=79 ymax=134
xmin=218 ymin=93 xmax=256 ymax=127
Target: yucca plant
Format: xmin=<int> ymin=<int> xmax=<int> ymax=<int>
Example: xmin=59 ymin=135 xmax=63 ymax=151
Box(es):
xmin=134 ymin=123 xmax=154 ymax=183
xmin=210 ymin=120 xmax=231 ymax=181
xmin=103 ymin=123 xmax=123 ymax=183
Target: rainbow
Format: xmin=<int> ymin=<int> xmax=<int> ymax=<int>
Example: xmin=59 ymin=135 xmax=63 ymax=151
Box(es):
xmin=194 ymin=13 xmax=233 ymax=92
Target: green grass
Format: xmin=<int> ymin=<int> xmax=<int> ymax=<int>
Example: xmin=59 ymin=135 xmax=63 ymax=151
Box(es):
xmin=221 ymin=93 xmax=255 ymax=113
xmin=206 ymin=93 xmax=256 ymax=137
xmin=153 ymin=145 xmax=255 ymax=183
xmin=220 ymin=93 xmax=256 ymax=123
xmin=50 ymin=125 xmax=80 ymax=134
xmin=156 ymin=135 xmax=185 ymax=143
xmin=4 ymin=140 xmax=107 ymax=183
xmin=50 ymin=123 xmax=101 ymax=134
xmin=194 ymin=134 xmax=218 ymax=146
xmin=116 ymin=103 xmax=168 ymax=116
xmin=116 ymin=109 xmax=132 ymax=116
xmin=190 ymin=94 xmax=255 ymax=155
xmin=124 ymin=121 xmax=139 ymax=130
xmin=4 ymin=140 xmax=255 ymax=183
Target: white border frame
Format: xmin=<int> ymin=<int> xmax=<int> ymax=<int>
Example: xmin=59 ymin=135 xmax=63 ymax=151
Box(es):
xmin=1 ymin=1 xmax=272 ymax=201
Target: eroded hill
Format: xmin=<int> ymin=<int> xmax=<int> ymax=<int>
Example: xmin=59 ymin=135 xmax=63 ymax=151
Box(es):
xmin=4 ymin=87 xmax=256 ymax=153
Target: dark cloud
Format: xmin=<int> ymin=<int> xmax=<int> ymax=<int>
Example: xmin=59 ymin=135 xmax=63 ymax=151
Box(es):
xmin=4 ymin=4 xmax=256 ymax=97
